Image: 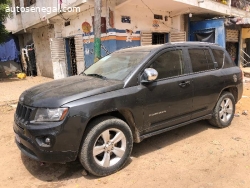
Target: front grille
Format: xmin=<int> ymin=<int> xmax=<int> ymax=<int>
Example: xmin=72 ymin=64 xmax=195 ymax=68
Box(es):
xmin=16 ymin=103 xmax=33 ymax=122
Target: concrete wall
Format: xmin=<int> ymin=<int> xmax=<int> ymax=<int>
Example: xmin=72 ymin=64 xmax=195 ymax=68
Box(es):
xmin=53 ymin=2 xmax=174 ymax=68
xmin=5 ymin=0 xmax=85 ymax=33
xmin=33 ymin=25 xmax=55 ymax=78
xmin=18 ymin=33 xmax=33 ymax=49
xmin=115 ymin=4 xmax=172 ymax=32
xmin=10 ymin=0 xmax=181 ymax=77
xmin=190 ymin=19 xmax=226 ymax=48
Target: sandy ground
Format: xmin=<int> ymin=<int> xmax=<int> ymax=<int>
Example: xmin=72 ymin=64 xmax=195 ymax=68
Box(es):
xmin=0 ymin=76 xmax=53 ymax=105
xmin=0 ymin=76 xmax=250 ymax=188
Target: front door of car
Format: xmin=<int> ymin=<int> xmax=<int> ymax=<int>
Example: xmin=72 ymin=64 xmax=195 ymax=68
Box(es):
xmin=141 ymin=47 xmax=193 ymax=133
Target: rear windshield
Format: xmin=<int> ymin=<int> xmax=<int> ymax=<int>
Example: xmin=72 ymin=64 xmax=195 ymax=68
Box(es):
xmin=84 ymin=52 xmax=149 ymax=81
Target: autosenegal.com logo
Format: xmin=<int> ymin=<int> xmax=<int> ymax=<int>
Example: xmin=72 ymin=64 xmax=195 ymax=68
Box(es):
xmin=6 ymin=6 xmax=81 ymax=14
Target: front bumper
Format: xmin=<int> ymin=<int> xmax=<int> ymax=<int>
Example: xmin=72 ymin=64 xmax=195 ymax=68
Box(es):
xmin=13 ymin=114 xmax=86 ymax=163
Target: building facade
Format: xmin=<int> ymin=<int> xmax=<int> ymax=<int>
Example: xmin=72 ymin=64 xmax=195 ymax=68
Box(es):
xmin=4 ymin=0 xmax=250 ymax=78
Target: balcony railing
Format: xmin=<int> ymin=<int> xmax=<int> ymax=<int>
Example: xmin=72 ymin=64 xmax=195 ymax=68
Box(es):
xmin=213 ymin=0 xmax=250 ymax=11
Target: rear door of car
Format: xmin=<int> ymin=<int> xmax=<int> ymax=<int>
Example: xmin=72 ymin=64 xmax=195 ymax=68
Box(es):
xmin=141 ymin=46 xmax=194 ymax=133
xmin=186 ymin=46 xmax=224 ymax=119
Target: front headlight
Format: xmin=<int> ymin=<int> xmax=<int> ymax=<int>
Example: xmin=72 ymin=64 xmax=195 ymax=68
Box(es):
xmin=34 ymin=108 xmax=69 ymax=122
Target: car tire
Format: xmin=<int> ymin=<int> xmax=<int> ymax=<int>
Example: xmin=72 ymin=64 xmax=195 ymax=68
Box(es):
xmin=209 ymin=92 xmax=235 ymax=128
xmin=79 ymin=116 xmax=133 ymax=177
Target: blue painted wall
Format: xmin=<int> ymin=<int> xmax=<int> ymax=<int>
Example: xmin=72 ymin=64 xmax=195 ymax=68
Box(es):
xmin=83 ymin=29 xmax=141 ymax=68
xmin=116 ymin=30 xmax=141 ymax=50
xmin=190 ymin=19 xmax=225 ymax=48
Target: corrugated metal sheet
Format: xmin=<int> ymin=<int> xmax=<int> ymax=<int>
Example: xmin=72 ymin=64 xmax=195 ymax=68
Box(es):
xmin=226 ymin=29 xmax=239 ymax=42
xmin=50 ymin=38 xmax=68 ymax=79
xmin=169 ymin=32 xmax=186 ymax=42
xmin=141 ymin=31 xmax=152 ymax=46
xmin=74 ymin=35 xmax=85 ymax=74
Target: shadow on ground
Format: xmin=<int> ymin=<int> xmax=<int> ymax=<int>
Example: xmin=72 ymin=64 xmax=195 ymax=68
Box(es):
xmin=0 ymin=77 xmax=24 ymax=83
xmin=21 ymin=120 xmax=216 ymax=182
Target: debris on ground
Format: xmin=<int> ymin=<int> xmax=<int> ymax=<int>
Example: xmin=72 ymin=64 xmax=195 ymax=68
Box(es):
xmin=81 ymin=170 xmax=88 ymax=176
xmin=242 ymin=110 xmax=248 ymax=116
xmin=210 ymin=140 xmax=221 ymax=145
xmin=17 ymin=73 xmax=27 ymax=79
xmin=232 ymin=137 xmax=242 ymax=141
xmin=234 ymin=113 xmax=240 ymax=117
xmin=9 ymin=104 xmax=17 ymax=108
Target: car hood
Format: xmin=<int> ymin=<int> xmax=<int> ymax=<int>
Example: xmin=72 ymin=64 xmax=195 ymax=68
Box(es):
xmin=20 ymin=75 xmax=124 ymax=108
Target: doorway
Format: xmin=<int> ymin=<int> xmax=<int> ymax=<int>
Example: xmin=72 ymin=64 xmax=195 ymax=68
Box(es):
xmin=65 ymin=37 xmax=78 ymax=76
xmin=226 ymin=42 xmax=239 ymax=66
xmin=152 ymin=33 xmax=168 ymax=45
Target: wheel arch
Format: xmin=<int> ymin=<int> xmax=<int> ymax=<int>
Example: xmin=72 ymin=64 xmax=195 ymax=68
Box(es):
xmin=82 ymin=109 xmax=141 ymax=144
xmin=220 ymin=86 xmax=238 ymax=103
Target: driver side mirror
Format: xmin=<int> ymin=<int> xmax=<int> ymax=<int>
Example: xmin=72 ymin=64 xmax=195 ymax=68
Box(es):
xmin=141 ymin=68 xmax=158 ymax=83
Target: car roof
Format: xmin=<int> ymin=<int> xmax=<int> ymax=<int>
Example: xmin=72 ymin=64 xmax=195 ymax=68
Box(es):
xmin=115 ymin=42 xmax=221 ymax=53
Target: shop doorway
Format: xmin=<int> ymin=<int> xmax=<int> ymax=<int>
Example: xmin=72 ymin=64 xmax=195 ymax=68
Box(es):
xmin=226 ymin=42 xmax=239 ymax=66
xmin=65 ymin=37 xmax=78 ymax=76
xmin=152 ymin=33 xmax=168 ymax=44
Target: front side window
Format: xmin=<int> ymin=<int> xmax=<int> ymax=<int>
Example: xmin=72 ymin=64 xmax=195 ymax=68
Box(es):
xmin=189 ymin=49 xmax=214 ymax=73
xmin=150 ymin=50 xmax=184 ymax=79
xmin=84 ymin=52 xmax=149 ymax=81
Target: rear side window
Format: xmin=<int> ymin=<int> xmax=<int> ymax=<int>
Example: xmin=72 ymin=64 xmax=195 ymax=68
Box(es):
xmin=224 ymin=55 xmax=235 ymax=68
xmin=150 ymin=50 xmax=184 ymax=79
xmin=204 ymin=49 xmax=214 ymax=69
xmin=188 ymin=49 xmax=214 ymax=72
xmin=212 ymin=49 xmax=224 ymax=68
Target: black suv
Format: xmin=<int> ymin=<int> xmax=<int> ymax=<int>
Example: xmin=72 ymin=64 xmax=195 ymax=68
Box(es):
xmin=14 ymin=42 xmax=243 ymax=176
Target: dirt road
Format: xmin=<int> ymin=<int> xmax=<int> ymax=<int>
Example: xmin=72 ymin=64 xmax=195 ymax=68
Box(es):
xmin=0 ymin=76 xmax=250 ymax=188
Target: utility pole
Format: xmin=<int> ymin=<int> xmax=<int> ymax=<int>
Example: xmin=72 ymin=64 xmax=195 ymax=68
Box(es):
xmin=94 ymin=0 xmax=102 ymax=62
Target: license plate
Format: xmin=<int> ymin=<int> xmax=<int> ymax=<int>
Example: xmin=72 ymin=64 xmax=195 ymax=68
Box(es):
xmin=15 ymin=134 xmax=21 ymax=143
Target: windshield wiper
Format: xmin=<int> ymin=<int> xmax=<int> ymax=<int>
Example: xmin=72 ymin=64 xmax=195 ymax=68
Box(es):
xmin=86 ymin=73 xmax=107 ymax=80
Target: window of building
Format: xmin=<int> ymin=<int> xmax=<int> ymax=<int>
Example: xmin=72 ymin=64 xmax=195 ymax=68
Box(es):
xmin=15 ymin=0 xmax=20 ymax=14
xmin=189 ymin=49 xmax=214 ymax=72
xmin=92 ymin=17 xmax=107 ymax=33
xmin=152 ymin=33 xmax=167 ymax=45
xmin=121 ymin=16 xmax=131 ymax=23
xmin=212 ymin=49 xmax=224 ymax=69
xmin=154 ymin=14 xmax=163 ymax=20
xmin=24 ymin=0 xmax=36 ymax=7
xmin=150 ymin=50 xmax=184 ymax=79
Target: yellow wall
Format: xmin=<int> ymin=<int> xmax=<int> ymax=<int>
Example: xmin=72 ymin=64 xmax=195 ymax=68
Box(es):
xmin=242 ymin=28 xmax=250 ymax=39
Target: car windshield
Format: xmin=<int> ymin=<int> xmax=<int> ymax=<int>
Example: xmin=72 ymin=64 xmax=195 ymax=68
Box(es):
xmin=84 ymin=52 xmax=149 ymax=81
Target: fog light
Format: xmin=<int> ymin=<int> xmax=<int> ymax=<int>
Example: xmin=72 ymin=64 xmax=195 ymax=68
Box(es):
xmin=45 ymin=137 xmax=51 ymax=144
xmin=36 ymin=136 xmax=54 ymax=148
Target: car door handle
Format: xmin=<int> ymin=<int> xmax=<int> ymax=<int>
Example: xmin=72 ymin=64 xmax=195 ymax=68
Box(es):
xmin=179 ymin=81 xmax=191 ymax=88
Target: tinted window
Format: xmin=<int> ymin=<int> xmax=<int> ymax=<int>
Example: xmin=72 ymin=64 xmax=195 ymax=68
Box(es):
xmin=189 ymin=49 xmax=208 ymax=72
xmin=212 ymin=49 xmax=224 ymax=68
xmin=204 ymin=49 xmax=214 ymax=69
xmin=150 ymin=50 xmax=184 ymax=79
xmin=224 ymin=54 xmax=235 ymax=68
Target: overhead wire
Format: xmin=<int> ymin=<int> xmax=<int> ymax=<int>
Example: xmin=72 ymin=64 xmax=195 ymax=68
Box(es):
xmin=140 ymin=0 xmax=180 ymax=31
